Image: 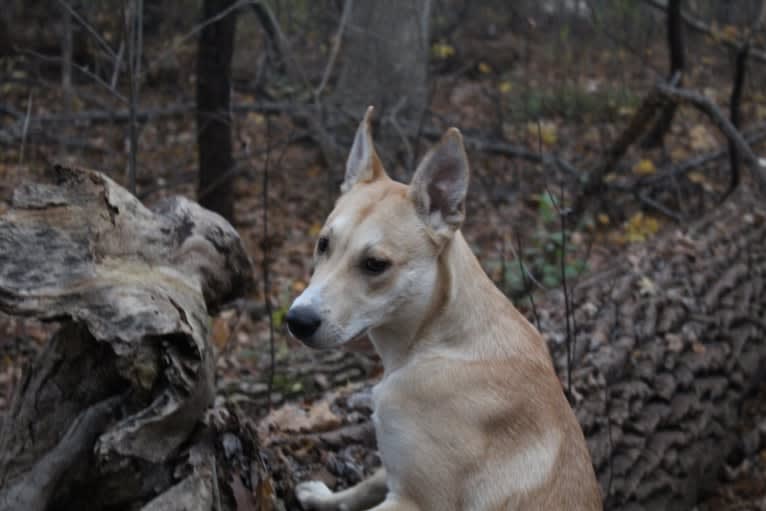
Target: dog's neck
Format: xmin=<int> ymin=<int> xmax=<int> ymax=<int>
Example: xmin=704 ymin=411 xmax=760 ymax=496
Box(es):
xmin=369 ymin=230 xmax=531 ymax=373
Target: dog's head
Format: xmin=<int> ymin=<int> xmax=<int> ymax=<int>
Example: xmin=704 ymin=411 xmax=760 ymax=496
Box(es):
xmin=287 ymin=107 xmax=470 ymax=349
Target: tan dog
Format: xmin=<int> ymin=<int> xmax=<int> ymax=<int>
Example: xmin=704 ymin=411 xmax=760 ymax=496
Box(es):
xmin=286 ymin=107 xmax=602 ymax=511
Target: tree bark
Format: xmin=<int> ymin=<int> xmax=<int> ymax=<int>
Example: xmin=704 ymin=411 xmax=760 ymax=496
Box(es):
xmin=0 ymin=165 xmax=254 ymax=510
xmin=197 ymin=0 xmax=238 ymax=222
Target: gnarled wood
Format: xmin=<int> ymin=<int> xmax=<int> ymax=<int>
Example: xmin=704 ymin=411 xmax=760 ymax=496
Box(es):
xmin=0 ymin=165 xmax=253 ymax=511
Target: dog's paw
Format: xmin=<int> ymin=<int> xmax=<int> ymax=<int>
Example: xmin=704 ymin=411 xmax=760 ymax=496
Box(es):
xmin=295 ymin=480 xmax=334 ymax=510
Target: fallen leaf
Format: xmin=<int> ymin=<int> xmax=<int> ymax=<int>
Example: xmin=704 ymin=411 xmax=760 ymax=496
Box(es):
xmin=624 ymin=212 xmax=660 ymax=243
xmin=212 ymin=316 xmax=231 ymax=351
xmin=632 ymin=159 xmax=656 ymax=176
xmin=638 ymin=276 xmax=656 ymax=296
xmin=478 ymin=62 xmax=492 ymax=74
xmin=431 ymin=42 xmax=455 ymax=59
xmin=498 ymin=81 xmax=512 ymax=94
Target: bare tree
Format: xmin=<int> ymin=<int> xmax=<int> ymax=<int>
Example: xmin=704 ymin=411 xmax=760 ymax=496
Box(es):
xmin=196 ymin=0 xmax=238 ymax=222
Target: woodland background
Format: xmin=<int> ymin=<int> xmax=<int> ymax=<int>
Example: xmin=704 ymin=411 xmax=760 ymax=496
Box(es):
xmin=1 ymin=1 xmax=766 ymax=510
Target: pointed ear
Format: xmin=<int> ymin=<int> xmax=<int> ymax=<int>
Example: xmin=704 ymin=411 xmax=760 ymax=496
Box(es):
xmin=409 ymin=128 xmax=470 ymax=240
xmin=341 ymin=106 xmax=386 ymax=193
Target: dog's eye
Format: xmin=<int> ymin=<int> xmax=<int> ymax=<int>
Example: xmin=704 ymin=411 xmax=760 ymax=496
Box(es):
xmin=317 ymin=237 xmax=329 ymax=254
xmin=363 ymin=257 xmax=390 ymax=275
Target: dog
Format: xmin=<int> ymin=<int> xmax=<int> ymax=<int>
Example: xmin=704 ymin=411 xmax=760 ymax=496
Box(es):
xmin=286 ymin=107 xmax=602 ymax=510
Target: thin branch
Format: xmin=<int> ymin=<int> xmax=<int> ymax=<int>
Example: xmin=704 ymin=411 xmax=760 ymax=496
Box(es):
xmin=18 ymin=48 xmax=127 ymax=102
xmin=315 ymin=0 xmax=353 ymax=99
xmin=55 ymin=0 xmax=117 ymax=60
xmin=643 ymin=0 xmax=766 ymax=62
xmin=18 ymin=94 xmax=32 ymax=165
xmin=264 ymin=116 xmax=275 ymax=409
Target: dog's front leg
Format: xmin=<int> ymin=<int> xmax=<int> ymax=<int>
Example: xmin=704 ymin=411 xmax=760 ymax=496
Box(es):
xmin=296 ymin=467 xmax=388 ymax=511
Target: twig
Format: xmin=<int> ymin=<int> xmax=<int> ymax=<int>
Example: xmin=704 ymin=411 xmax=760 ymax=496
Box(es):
xmin=264 ymin=117 xmax=275 ymax=409
xmin=111 ymin=39 xmax=125 ymax=90
xmin=18 ymin=94 xmax=32 ymax=165
xmin=55 ymin=0 xmax=117 ymax=60
xmin=125 ymin=0 xmax=144 ymax=195
xmin=17 ymin=48 xmax=127 ymax=103
xmin=315 ymin=0 xmax=353 ymax=100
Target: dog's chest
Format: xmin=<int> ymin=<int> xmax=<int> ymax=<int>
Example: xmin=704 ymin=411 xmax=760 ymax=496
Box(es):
xmin=370 ymin=373 xmax=459 ymax=499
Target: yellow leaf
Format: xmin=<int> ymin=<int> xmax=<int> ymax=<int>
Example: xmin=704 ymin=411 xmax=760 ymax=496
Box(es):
xmin=498 ymin=81 xmax=512 ymax=94
xmin=247 ymin=112 xmax=265 ymax=125
xmin=632 ymin=159 xmax=656 ymax=176
xmin=478 ymin=62 xmax=492 ymax=74
xmin=687 ymin=171 xmax=706 ymax=184
xmin=624 ymin=212 xmax=660 ymax=242
xmin=527 ymin=122 xmax=557 ymax=146
xmin=308 ymin=222 xmax=322 ymax=237
xmin=618 ymin=106 xmax=635 ymax=117
xmin=431 ymin=42 xmax=455 ymax=59
xmin=597 ymin=213 xmax=610 ymax=225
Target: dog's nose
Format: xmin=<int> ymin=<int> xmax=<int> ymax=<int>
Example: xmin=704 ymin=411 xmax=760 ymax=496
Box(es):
xmin=286 ymin=306 xmax=322 ymax=340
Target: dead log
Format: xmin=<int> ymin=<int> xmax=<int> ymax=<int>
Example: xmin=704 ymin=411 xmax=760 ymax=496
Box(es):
xmin=0 ymin=165 xmax=256 ymax=510
xmin=543 ymin=188 xmax=766 ymax=509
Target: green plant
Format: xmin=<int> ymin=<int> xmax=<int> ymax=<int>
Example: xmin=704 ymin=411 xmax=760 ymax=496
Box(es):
xmin=502 ymin=191 xmax=588 ymax=296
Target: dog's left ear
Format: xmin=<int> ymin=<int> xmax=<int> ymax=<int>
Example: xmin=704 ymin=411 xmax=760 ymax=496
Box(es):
xmin=341 ymin=106 xmax=386 ymax=193
xmin=409 ymin=128 xmax=470 ymax=240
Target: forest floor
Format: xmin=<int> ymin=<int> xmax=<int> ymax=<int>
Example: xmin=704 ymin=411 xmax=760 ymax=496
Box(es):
xmin=2 ymin=10 xmax=766 ymax=509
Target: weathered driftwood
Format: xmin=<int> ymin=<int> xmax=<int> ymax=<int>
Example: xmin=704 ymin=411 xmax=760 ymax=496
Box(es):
xmin=0 ymin=165 xmax=254 ymax=511
xmin=256 ymin=188 xmax=766 ymax=511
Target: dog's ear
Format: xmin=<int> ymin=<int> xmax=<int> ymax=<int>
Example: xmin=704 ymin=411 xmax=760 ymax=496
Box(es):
xmin=342 ymin=106 xmax=386 ymax=193
xmin=409 ymin=128 xmax=470 ymax=239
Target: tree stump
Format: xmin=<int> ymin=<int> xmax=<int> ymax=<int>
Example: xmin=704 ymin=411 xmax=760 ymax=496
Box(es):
xmin=0 ymin=165 xmax=256 ymax=511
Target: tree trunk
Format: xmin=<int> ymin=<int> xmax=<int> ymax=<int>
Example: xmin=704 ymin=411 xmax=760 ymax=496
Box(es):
xmin=256 ymin=188 xmax=766 ymax=510
xmin=542 ymin=188 xmax=766 ymax=509
xmin=333 ymin=0 xmax=432 ymax=172
xmin=642 ymin=0 xmax=684 ymax=148
xmin=197 ymin=0 xmax=237 ymax=222
xmin=0 ymin=165 xmax=254 ymax=510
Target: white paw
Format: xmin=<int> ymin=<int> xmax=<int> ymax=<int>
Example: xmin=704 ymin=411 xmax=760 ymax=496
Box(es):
xmin=296 ymin=480 xmax=334 ymax=510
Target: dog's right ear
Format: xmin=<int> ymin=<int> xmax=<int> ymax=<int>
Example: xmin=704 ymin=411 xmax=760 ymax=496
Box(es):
xmin=341 ymin=106 xmax=386 ymax=193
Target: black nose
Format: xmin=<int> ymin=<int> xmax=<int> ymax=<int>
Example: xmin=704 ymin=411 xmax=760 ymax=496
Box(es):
xmin=286 ymin=306 xmax=322 ymax=340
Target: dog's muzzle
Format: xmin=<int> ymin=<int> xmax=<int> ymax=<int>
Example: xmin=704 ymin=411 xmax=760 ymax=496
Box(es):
xmin=286 ymin=305 xmax=322 ymax=342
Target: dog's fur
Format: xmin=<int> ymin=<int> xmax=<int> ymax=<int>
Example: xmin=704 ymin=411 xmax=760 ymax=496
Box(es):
xmin=288 ymin=108 xmax=602 ymax=510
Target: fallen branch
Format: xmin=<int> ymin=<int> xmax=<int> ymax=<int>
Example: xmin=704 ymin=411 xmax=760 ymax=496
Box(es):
xmin=656 ymin=82 xmax=766 ymax=192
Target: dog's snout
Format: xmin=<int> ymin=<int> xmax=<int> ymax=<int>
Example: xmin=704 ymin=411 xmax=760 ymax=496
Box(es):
xmin=286 ymin=306 xmax=322 ymax=340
